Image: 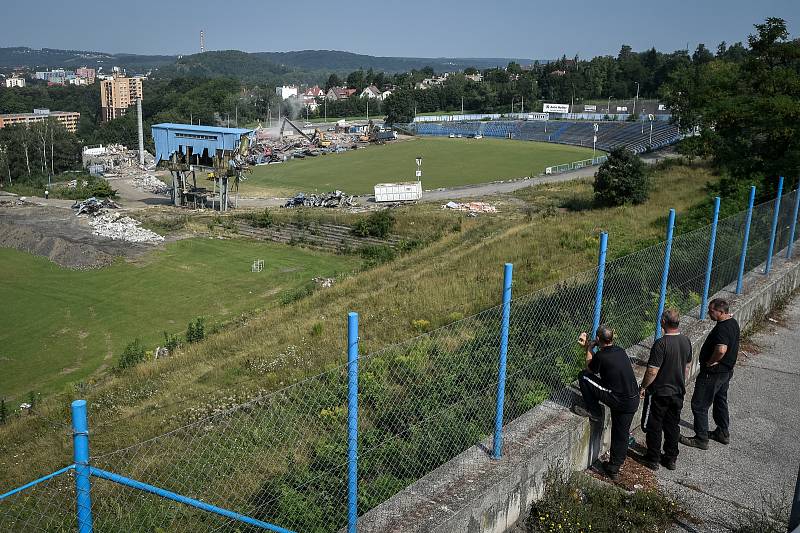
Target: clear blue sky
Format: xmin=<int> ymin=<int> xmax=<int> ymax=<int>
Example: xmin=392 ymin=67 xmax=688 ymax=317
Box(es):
xmin=1 ymin=0 xmax=798 ymax=59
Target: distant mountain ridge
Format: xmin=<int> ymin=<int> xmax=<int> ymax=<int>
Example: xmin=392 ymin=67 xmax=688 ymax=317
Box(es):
xmin=0 ymin=46 xmax=541 ymax=75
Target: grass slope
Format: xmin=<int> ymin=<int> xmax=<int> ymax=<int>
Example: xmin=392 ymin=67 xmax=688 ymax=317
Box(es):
xmin=0 ymin=238 xmax=357 ymax=400
xmin=244 ymin=137 xmax=595 ymax=196
xmin=0 ymin=163 xmax=716 ymax=487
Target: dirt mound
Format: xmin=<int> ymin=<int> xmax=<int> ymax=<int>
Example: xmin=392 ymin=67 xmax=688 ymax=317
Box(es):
xmin=0 ymin=222 xmax=115 ymax=269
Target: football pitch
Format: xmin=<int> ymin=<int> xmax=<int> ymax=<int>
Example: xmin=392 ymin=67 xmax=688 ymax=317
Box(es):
xmin=243 ymin=137 xmax=596 ymax=196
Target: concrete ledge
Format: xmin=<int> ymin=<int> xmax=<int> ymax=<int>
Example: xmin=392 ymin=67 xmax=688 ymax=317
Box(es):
xmin=357 ymin=247 xmax=800 ymax=533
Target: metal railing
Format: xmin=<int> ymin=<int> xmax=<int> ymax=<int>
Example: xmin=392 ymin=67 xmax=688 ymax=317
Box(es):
xmin=1 ymin=179 xmax=799 ymax=532
xmin=545 ymin=156 xmax=609 ymax=175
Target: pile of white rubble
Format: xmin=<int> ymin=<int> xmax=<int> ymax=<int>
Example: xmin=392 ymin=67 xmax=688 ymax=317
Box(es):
xmin=131 ymin=174 xmax=171 ymax=195
xmin=89 ymin=212 xmax=164 ymax=244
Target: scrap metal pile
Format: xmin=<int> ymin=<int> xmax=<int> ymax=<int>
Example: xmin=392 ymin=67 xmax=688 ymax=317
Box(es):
xmin=72 ymin=197 xmax=120 ymax=216
xmin=283 ymin=190 xmax=356 ymax=208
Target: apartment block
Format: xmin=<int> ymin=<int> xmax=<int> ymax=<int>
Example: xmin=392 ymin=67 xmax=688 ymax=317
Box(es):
xmin=75 ymin=67 xmax=96 ymax=84
xmin=0 ymin=109 xmax=81 ymax=133
xmin=4 ymin=77 xmax=25 ymax=88
xmin=100 ymin=76 xmax=143 ymax=121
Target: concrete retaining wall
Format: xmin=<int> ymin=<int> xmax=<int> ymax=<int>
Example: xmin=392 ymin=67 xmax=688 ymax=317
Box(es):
xmin=357 ymin=249 xmax=800 ymax=533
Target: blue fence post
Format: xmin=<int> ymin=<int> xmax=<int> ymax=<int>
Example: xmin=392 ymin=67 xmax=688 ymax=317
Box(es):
xmin=736 ymin=186 xmax=756 ymax=294
xmin=700 ymin=197 xmax=721 ymax=319
xmin=765 ymin=176 xmax=784 ymax=275
xmin=591 ymin=232 xmax=608 ymax=339
xmin=71 ymin=400 xmax=93 ymax=533
xmin=492 ymin=263 xmax=513 ymax=460
xmin=655 ymin=209 xmax=676 ymax=340
xmin=786 ymin=185 xmax=800 ymax=259
xmin=347 ymin=312 xmax=359 ymax=533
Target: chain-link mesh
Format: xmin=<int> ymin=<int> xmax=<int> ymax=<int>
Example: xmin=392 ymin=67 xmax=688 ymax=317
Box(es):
xmin=2 ymin=189 xmax=800 ymax=532
xmin=0 ymin=470 xmax=76 ymax=532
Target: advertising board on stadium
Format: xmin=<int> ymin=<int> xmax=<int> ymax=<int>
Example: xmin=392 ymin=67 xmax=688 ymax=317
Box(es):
xmin=543 ymin=103 xmax=570 ymax=113
xmin=584 ymin=105 xmax=597 ymax=112
xmin=526 ymin=113 xmax=549 ymax=121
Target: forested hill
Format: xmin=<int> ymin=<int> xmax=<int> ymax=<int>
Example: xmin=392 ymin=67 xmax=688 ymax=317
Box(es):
xmin=0 ymin=47 xmax=176 ymax=69
xmin=253 ymin=50 xmax=537 ymax=73
xmin=0 ymin=46 xmax=537 ymax=78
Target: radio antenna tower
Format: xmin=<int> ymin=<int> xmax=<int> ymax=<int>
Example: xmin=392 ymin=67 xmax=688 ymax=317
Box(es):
xmin=200 ymin=30 xmax=205 ymax=53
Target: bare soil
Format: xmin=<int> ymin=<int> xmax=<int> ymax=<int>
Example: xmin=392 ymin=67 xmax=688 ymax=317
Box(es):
xmin=0 ymin=204 xmax=153 ymax=269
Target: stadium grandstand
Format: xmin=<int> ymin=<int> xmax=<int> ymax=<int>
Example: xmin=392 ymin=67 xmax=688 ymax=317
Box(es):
xmin=410 ymin=119 xmax=681 ymax=154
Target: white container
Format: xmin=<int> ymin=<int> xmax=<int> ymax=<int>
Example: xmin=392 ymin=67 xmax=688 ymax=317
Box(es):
xmin=374 ymin=181 xmax=423 ymax=202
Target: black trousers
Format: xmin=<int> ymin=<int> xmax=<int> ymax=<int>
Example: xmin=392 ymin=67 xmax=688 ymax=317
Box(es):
xmin=641 ymin=392 xmax=683 ymax=461
xmin=691 ymin=370 xmax=733 ymax=440
xmin=579 ymin=370 xmax=638 ymax=472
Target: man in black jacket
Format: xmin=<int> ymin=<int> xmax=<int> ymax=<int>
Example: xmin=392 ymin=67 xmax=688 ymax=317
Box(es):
xmin=638 ymin=309 xmax=693 ymax=470
xmin=681 ymin=298 xmax=740 ymax=449
xmin=575 ymin=325 xmax=640 ymax=480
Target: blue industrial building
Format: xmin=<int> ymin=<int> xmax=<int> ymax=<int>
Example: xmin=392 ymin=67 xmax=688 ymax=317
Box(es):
xmin=151 ymin=123 xmax=254 ymax=165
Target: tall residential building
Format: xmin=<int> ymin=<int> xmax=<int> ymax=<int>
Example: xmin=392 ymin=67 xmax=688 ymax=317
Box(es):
xmin=0 ymin=109 xmax=80 ymax=133
xmin=100 ymin=76 xmax=143 ymax=121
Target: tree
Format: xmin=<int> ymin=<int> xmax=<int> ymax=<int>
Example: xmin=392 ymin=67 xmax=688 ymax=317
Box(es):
xmin=325 ymin=74 xmax=342 ymax=91
xmin=664 ymin=17 xmax=800 ymax=198
xmin=383 ymin=89 xmax=415 ymax=124
xmin=593 ymin=148 xmax=649 ymax=206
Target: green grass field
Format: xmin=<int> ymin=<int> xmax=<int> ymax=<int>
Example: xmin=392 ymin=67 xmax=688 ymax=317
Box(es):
xmin=244 ymin=137 xmax=595 ymax=196
xmin=0 ymin=239 xmax=358 ymax=400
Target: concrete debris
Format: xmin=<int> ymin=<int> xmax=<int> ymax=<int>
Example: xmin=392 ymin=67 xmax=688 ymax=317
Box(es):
xmin=283 ymin=190 xmax=356 ymax=209
xmin=442 ymin=201 xmax=498 ymax=213
xmin=82 ymin=143 xmax=155 ymax=173
xmin=73 ymin=197 xmax=120 ymax=216
xmin=154 ymin=346 xmax=170 ymax=359
xmin=313 ymin=277 xmax=335 ymax=288
xmin=131 ymin=174 xmax=171 ymax=195
xmin=88 ymin=212 xmax=164 ymax=243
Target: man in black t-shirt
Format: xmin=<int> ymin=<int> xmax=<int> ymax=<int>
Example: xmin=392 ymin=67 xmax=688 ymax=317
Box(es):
xmin=681 ymin=298 xmax=740 ymax=449
xmin=638 ymin=309 xmax=693 ymax=470
xmin=575 ymin=325 xmax=640 ymax=480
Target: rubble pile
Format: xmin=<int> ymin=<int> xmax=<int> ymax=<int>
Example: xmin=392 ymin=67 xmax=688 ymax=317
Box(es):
xmin=88 ymin=212 xmax=164 ymax=243
xmin=313 ymin=277 xmax=336 ymax=288
xmin=73 ymin=197 xmax=120 ymax=216
xmin=283 ymin=190 xmax=356 ymax=209
xmin=132 ymin=174 xmax=171 ymax=195
xmin=82 ymin=143 xmax=156 ymax=173
xmin=442 ymin=201 xmax=498 ymax=214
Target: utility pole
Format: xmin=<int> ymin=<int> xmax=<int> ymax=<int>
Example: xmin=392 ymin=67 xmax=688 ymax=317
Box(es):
xmin=633 ymin=81 xmax=640 ymax=116
xmin=521 ymin=95 xmax=524 ymax=113
xmin=235 ymin=104 xmax=238 ymax=127
xmin=137 ymin=98 xmax=145 ymax=167
xmin=461 ymin=96 xmax=464 ymax=115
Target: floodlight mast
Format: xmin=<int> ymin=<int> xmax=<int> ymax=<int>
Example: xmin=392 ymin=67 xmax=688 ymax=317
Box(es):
xmin=415 ymin=156 xmax=422 ymax=182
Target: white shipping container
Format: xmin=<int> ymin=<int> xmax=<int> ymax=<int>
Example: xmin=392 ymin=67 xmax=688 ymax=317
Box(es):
xmin=374 ymin=181 xmax=423 ymax=202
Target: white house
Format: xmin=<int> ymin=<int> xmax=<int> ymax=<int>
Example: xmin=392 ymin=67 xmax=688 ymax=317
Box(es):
xmin=360 ymin=85 xmax=381 ymax=99
xmin=465 ymin=73 xmax=483 ymax=82
xmin=276 ymin=85 xmax=299 ymax=100
xmin=381 ymin=88 xmax=394 ymax=100
xmin=5 ymin=77 xmax=25 ymax=88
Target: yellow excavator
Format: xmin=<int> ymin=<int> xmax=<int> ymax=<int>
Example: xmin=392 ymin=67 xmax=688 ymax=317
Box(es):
xmin=312 ymin=128 xmax=332 ymax=147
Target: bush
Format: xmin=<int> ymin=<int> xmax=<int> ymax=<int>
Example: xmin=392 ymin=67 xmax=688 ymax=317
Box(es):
xmin=118 ymin=338 xmax=146 ymax=369
xmin=186 ymin=317 xmax=205 ymax=343
xmin=52 ymin=175 xmax=117 ymax=200
xmin=163 ymin=331 xmax=181 ymax=352
xmin=352 ymin=210 xmax=394 ymax=238
xmin=248 ymin=209 xmax=274 ymax=228
xmin=526 ymin=467 xmax=684 ymax=533
xmin=359 ymin=245 xmax=396 ymax=268
xmin=593 ymin=148 xmax=649 ymax=206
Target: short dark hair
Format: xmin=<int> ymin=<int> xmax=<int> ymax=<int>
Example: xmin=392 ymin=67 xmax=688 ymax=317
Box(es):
xmin=597 ymin=324 xmax=614 ymax=344
xmin=662 ymin=309 xmax=680 ymax=329
xmin=709 ymin=298 xmax=730 ymax=314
